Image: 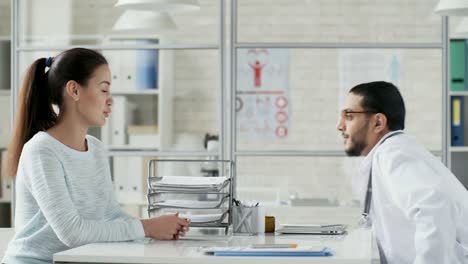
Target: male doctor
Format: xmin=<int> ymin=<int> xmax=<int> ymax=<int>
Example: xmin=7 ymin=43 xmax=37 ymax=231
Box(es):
xmin=337 ymin=81 xmax=468 ymax=264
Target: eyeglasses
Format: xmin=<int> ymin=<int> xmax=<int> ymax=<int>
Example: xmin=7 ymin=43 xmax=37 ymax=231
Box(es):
xmin=341 ymin=110 xmax=377 ymax=121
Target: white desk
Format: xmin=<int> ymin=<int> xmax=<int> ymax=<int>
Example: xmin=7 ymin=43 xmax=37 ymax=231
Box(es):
xmin=54 ymin=229 xmax=373 ymax=264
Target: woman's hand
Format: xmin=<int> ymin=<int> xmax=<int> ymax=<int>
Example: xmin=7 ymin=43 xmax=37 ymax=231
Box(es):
xmin=141 ymin=213 xmax=190 ymax=240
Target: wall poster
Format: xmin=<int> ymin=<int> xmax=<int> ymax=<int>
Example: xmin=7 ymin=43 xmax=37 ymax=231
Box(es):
xmin=236 ymin=48 xmax=290 ymax=141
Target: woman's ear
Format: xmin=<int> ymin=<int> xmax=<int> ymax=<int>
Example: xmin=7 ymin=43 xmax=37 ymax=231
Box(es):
xmin=65 ymin=80 xmax=80 ymax=102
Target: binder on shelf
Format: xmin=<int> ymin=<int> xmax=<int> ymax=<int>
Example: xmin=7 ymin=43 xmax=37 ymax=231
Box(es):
xmin=0 ymin=96 xmax=10 ymax=148
xmin=0 ymin=150 xmax=3 ymax=198
xmin=104 ymin=39 xmax=159 ymax=93
xmin=102 ymin=49 xmax=122 ymax=93
xmin=110 ymin=96 xmax=127 ymax=146
xmin=0 ymin=150 xmax=11 ymax=201
xmin=113 ymin=156 xmax=146 ymax=205
xmin=466 ymin=40 xmax=468 ymax=91
xmin=451 ymin=40 xmax=466 ymax=91
xmin=113 ymin=157 xmax=128 ymax=201
xmin=451 ymin=96 xmax=464 ymax=146
xmin=136 ymin=39 xmax=158 ymax=90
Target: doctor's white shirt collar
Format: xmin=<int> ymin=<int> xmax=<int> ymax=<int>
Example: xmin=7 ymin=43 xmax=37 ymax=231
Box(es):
xmin=361 ymin=129 xmax=404 ymax=168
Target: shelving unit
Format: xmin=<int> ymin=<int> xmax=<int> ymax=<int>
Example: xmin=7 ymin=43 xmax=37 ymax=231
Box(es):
xmin=450 ymin=146 xmax=468 ymax=152
xmin=0 ymin=35 xmax=11 ymax=224
xmin=450 ymin=91 xmax=468 ymax=96
xmin=448 ymin=38 xmax=468 ymax=188
xmin=98 ymin=48 xmax=173 ymax=152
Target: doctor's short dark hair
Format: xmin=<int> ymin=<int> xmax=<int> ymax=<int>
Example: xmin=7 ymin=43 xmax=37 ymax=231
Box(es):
xmin=349 ymin=81 xmax=405 ymax=131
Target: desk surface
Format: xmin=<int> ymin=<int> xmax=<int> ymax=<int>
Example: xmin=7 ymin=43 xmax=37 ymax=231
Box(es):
xmin=54 ymin=229 xmax=372 ymax=264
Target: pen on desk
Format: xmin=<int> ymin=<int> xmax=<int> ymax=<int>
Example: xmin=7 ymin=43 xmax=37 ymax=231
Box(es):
xmin=251 ymin=243 xmax=298 ymax=249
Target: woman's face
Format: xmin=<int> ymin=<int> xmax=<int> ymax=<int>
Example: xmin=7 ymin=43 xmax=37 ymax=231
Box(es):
xmin=76 ymin=64 xmax=113 ymax=127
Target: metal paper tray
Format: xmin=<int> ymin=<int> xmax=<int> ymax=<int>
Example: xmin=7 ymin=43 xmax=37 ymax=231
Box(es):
xmin=148 ymin=208 xmax=229 ymax=225
xmin=148 ymin=176 xmax=230 ymax=193
xmin=147 ymin=193 xmax=229 ymax=209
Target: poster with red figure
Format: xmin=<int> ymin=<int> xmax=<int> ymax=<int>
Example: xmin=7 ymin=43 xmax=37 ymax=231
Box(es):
xmin=236 ymin=49 xmax=290 ymax=140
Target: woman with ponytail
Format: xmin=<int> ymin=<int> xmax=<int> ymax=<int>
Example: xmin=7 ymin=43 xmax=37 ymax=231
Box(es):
xmin=2 ymin=48 xmax=189 ymax=264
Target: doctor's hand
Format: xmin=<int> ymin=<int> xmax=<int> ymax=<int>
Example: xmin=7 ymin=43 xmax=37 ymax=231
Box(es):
xmin=141 ymin=213 xmax=190 ymax=240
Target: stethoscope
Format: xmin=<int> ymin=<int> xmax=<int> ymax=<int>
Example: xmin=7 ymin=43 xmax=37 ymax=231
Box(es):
xmin=358 ymin=131 xmax=403 ymax=229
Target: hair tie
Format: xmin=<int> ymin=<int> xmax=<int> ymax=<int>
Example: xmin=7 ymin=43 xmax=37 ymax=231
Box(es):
xmin=45 ymin=57 xmax=53 ymax=68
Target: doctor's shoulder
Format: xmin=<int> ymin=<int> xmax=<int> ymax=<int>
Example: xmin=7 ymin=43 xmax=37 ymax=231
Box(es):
xmin=379 ymin=133 xmax=423 ymax=154
xmin=373 ymin=139 xmax=417 ymax=168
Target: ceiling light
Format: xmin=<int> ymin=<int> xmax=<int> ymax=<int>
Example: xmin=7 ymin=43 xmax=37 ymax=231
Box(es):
xmin=113 ymin=10 xmax=177 ymax=33
xmin=434 ymin=0 xmax=468 ymax=16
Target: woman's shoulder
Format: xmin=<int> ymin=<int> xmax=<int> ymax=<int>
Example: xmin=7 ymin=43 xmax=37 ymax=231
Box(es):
xmin=86 ymin=134 xmax=106 ymax=151
xmin=23 ymin=131 xmax=58 ymax=153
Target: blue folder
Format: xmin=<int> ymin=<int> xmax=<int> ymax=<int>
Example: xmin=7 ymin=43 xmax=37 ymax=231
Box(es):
xmin=451 ymin=96 xmax=464 ymax=146
xmin=211 ymin=247 xmax=332 ymax=257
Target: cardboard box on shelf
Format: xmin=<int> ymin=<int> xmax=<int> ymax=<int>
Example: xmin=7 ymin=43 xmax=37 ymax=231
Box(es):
xmin=128 ymin=125 xmax=160 ymax=149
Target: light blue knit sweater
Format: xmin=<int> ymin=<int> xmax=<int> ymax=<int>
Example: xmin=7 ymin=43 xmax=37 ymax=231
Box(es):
xmin=2 ymin=132 xmax=145 ymax=264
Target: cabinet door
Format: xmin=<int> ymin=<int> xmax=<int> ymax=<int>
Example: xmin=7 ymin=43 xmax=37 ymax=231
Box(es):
xmin=112 ymin=156 xmax=146 ymax=205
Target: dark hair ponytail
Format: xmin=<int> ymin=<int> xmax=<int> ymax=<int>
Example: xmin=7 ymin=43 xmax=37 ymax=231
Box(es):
xmin=6 ymin=58 xmax=57 ymax=177
xmin=6 ymin=48 xmax=107 ymax=177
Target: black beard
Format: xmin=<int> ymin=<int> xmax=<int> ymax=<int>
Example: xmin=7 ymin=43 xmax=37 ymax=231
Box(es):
xmin=345 ymin=139 xmax=367 ymax=157
xmin=344 ymin=122 xmax=369 ymax=157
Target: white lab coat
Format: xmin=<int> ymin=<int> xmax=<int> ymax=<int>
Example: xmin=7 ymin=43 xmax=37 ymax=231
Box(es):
xmin=359 ymin=131 xmax=468 ymax=264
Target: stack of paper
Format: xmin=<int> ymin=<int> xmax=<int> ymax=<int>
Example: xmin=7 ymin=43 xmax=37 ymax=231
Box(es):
xmin=179 ymin=212 xmax=227 ymax=224
xmin=150 ymin=197 xmax=227 ymax=209
xmin=149 ymin=176 xmax=229 ymax=192
xmin=277 ymin=224 xmax=347 ymax=235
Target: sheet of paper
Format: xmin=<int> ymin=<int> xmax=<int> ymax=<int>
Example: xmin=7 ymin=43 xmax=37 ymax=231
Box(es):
xmin=179 ymin=213 xmax=224 ymax=223
xmin=155 ymin=176 xmax=228 ymax=187
xmin=153 ymin=199 xmax=223 ymax=209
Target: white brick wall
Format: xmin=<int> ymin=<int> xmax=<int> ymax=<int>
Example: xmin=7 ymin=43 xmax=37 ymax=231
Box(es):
xmin=237 ymin=0 xmax=441 ymax=43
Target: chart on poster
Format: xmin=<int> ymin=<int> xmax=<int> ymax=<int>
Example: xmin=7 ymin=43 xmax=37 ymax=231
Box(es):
xmin=237 ymin=48 xmax=290 ymax=141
